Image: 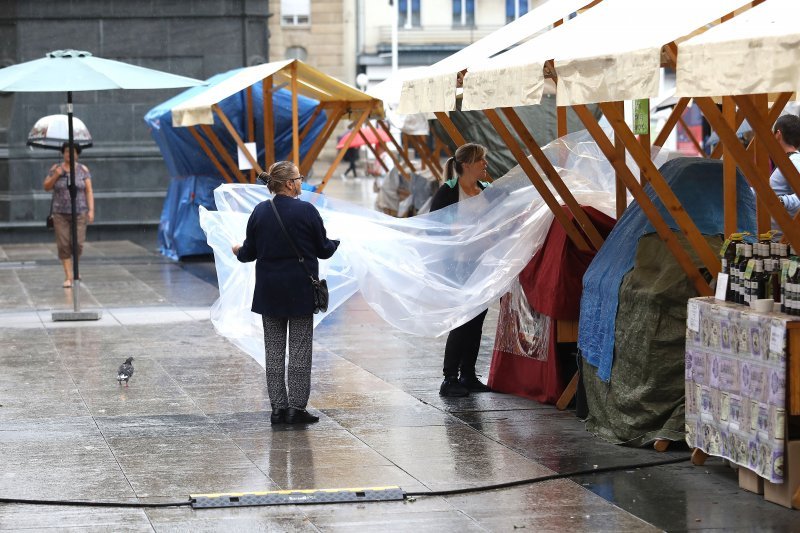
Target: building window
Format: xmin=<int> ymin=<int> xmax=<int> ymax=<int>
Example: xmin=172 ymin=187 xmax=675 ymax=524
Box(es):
xmin=399 ymin=0 xmax=421 ymax=29
xmin=281 ymin=0 xmax=310 ymax=26
xmin=452 ymin=0 xmax=475 ymax=27
xmin=506 ymin=0 xmax=529 ymax=23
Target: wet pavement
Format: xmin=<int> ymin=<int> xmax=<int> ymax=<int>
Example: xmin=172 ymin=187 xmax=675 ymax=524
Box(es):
xmin=1 ymin=178 xmax=798 ymax=531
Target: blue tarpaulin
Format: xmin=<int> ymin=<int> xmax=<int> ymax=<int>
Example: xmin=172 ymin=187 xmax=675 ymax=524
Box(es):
xmin=144 ymin=68 xmax=326 ymax=259
xmin=578 ymin=157 xmax=757 ymax=381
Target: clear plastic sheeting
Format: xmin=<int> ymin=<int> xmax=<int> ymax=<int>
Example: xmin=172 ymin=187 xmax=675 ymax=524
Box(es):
xmin=493 ymin=280 xmax=550 ymax=362
xmin=199 ymin=130 xmax=646 ymax=368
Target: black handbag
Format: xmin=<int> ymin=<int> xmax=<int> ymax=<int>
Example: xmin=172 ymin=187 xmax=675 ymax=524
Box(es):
xmin=46 ymin=196 xmax=54 ymax=229
xmin=269 ymin=199 xmax=329 ymax=314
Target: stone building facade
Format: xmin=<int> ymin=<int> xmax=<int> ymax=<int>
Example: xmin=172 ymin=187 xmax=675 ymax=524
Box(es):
xmin=0 ymin=0 xmax=269 ymax=244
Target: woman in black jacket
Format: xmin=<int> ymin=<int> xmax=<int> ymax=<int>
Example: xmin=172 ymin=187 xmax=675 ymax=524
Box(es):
xmin=232 ymin=161 xmax=339 ymax=425
xmin=430 ymin=143 xmax=493 ymax=397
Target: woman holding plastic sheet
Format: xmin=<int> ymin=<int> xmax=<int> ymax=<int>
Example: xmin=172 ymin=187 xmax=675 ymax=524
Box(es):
xmin=232 ymin=161 xmax=339 ymax=425
xmin=43 ymin=143 xmax=95 ymax=289
xmin=430 ymin=143 xmax=493 ymax=397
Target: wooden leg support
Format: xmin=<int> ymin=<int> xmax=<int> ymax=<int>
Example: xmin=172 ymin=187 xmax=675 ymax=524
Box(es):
xmin=556 ymin=371 xmax=579 ymax=411
xmin=691 ymin=448 xmax=709 ymax=466
xmin=653 ymin=439 xmax=670 ymax=452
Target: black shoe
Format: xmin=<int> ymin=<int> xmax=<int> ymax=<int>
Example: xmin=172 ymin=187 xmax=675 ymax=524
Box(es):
xmin=286 ymin=407 xmax=319 ymax=424
xmin=439 ymin=376 xmax=469 ymax=397
xmin=270 ymin=407 xmax=287 ymax=425
xmin=459 ymin=374 xmax=492 ymax=393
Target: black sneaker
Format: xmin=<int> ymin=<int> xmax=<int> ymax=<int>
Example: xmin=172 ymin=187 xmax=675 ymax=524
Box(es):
xmin=439 ymin=376 xmax=469 ymax=397
xmin=286 ymin=407 xmax=319 ymax=424
xmin=270 ymin=407 xmax=287 ymax=425
xmin=459 ymin=375 xmax=492 ymax=393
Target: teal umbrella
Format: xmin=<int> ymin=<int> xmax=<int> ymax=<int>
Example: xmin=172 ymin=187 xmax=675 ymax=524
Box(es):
xmin=0 ymin=49 xmax=204 ymax=320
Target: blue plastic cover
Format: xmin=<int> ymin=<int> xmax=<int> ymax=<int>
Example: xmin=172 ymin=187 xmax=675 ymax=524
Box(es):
xmin=144 ymin=68 xmax=326 ymax=258
xmin=578 ymin=157 xmax=757 ymax=381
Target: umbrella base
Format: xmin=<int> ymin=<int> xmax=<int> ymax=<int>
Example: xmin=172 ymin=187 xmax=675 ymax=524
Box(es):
xmin=52 ymin=310 xmax=103 ymax=322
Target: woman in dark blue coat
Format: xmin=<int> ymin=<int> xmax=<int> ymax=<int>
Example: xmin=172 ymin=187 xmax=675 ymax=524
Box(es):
xmin=232 ymin=161 xmax=339 ymax=425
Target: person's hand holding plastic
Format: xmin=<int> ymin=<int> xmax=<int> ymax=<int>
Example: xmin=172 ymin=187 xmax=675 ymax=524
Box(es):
xmin=231 ymin=243 xmax=241 ymax=255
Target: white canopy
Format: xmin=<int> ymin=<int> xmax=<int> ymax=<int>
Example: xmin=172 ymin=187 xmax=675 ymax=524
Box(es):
xmin=460 ymin=0 xmax=751 ymax=111
xmin=676 ymin=0 xmax=800 ymax=97
xmin=172 ymin=59 xmax=377 ymax=127
xmin=396 ymin=0 xmax=591 ymax=114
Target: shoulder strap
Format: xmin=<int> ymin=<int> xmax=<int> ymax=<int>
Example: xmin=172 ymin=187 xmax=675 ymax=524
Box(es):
xmin=268 ymin=199 xmax=317 ymax=282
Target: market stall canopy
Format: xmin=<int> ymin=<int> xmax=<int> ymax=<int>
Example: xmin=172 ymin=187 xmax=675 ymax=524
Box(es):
xmin=171 ymin=59 xmax=381 ymax=127
xmin=460 ymin=0 xmax=752 ymax=111
xmin=397 ymin=0 xmax=591 ymax=114
xmin=676 ymin=0 xmax=799 ymax=97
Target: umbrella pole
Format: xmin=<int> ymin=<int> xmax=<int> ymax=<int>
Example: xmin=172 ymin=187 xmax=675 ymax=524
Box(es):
xmin=52 ymin=91 xmax=101 ymax=322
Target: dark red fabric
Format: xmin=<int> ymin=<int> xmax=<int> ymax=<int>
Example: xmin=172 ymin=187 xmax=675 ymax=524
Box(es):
xmin=488 ymin=206 xmax=616 ymax=404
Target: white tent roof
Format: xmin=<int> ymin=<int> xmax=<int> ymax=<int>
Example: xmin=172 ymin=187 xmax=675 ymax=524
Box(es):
xmin=172 ymin=59 xmax=376 ymax=127
xmin=396 ymin=0 xmax=591 ymax=114
xmin=457 ymin=0 xmax=750 ymax=112
xmin=676 ymin=0 xmax=799 ymax=97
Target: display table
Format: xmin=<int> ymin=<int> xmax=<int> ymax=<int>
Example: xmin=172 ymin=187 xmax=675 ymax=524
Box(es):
xmin=685 ymin=296 xmax=800 ymax=509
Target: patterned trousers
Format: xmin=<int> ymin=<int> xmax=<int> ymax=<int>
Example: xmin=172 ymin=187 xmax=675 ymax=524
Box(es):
xmin=261 ymin=315 xmax=314 ymax=410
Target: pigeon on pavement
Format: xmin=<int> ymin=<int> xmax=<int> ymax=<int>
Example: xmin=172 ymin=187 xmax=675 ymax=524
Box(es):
xmin=117 ymin=357 xmax=134 ymax=387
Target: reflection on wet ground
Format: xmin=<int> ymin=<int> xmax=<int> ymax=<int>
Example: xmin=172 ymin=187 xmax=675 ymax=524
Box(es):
xmin=0 ymin=204 xmax=797 ymax=530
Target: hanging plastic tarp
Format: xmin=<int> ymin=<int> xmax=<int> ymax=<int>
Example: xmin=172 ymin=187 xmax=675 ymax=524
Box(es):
xmin=144 ymin=68 xmax=327 ymax=258
xmin=197 ymin=130 xmax=655 ymax=367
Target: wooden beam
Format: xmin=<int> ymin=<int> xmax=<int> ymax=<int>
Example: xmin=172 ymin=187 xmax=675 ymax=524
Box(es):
xmin=600 ymin=102 xmax=720 ymax=278
xmin=407 ymin=134 xmax=443 ymax=181
xmin=434 ymin=111 xmax=467 ymax=145
xmin=368 ymin=124 xmax=411 ymax=181
xmin=298 ymin=104 xmax=324 ymax=146
xmin=377 ymin=119 xmax=416 ymax=173
xmin=614 ymin=101 xmax=627 ymax=219
xmin=501 ymin=107 xmax=605 ymax=250
xmin=263 ymin=76 xmax=275 ymax=169
xmin=484 ymin=108 xmax=591 ymax=251
xmin=246 ymin=85 xmax=256 ymax=183
xmin=361 ymin=130 xmax=389 ymax=172
xmin=696 ymin=97 xmax=800 ymax=253
xmin=291 ymin=61 xmax=300 ymax=167
xmin=710 ymin=92 xmax=792 ymax=160
xmin=318 ymin=103 xmax=374 ymax=192
xmin=653 ymin=97 xmax=690 ymax=148
xmin=723 ymin=96 xmax=738 ymax=236
xmin=200 ymin=124 xmax=247 ymax=183
xmin=557 ymin=106 xmax=568 ymax=138
xmin=299 ymin=103 xmax=345 ymax=178
xmin=753 ymin=94 xmax=771 ymax=234
xmin=677 ymin=115 xmax=705 ymax=156
xmin=212 ymin=104 xmax=264 ymax=175
xmin=574 ymin=104 xmax=713 ymax=296
xmin=188 ymin=126 xmax=233 ymax=183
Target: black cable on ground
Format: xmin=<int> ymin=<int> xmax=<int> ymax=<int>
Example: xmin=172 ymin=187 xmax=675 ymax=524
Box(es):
xmin=0 ymin=455 xmax=691 ymax=508
xmin=405 ymin=455 xmax=692 ymax=497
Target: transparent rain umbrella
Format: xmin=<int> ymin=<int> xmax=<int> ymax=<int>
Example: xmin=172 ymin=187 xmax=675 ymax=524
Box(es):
xmin=27 ymin=114 xmax=93 ymax=150
xmin=0 ymin=49 xmax=204 ymax=321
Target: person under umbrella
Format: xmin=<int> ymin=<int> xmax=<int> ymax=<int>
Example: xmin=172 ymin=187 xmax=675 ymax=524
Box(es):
xmin=43 ymin=142 xmax=94 ymax=288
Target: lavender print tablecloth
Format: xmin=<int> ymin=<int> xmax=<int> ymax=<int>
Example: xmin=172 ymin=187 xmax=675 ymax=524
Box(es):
xmin=685 ymin=297 xmax=788 ymax=483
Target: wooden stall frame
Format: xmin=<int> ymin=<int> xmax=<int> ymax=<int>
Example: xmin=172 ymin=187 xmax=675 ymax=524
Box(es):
xmin=199 ymin=124 xmax=247 ymax=183
xmin=188 ymin=126 xmax=234 ymax=183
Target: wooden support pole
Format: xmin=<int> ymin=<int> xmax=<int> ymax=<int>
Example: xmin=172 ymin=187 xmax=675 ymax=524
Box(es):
xmin=407 ymin=135 xmax=442 ymax=181
xmin=614 ymin=101 xmax=627 ymax=219
xmin=291 ymin=61 xmax=300 ymax=167
xmin=188 ymin=126 xmax=233 ymax=183
xmin=246 ymin=85 xmax=255 ymax=182
xmin=299 ymin=103 xmax=345 ymax=178
xmin=653 ymin=97 xmax=690 ymax=148
xmin=754 ymin=94 xmax=771 ymax=234
xmin=361 ymin=131 xmax=389 ymax=172
xmin=710 ymin=92 xmax=792 ymax=160
xmin=434 ymin=111 xmax=467 ymax=145
xmin=263 ymin=76 xmax=275 ymax=169
xmin=696 ymin=97 xmax=800 ymax=253
xmin=212 ymin=104 xmax=264 ymax=175
xmin=557 ymin=106 xmax=568 ymax=138
xmin=484 ymin=108 xmax=591 ymax=251
xmin=318 ymin=103 xmax=374 ymax=192
xmin=376 ymin=119 xmax=416 ymax=173
xmin=200 ymin=124 xmax=247 ymax=183
xmin=722 ymin=96 xmax=738 ymax=236
xmin=369 ymin=126 xmax=411 ymax=181
xmin=677 ymin=115 xmax=705 ymax=156
xmin=574 ymin=104 xmax=713 ymax=296
xmin=501 ymin=107 xmax=605 ymax=250
xmin=600 ymin=102 xmax=720 ymax=277
xmin=298 ymin=104 xmax=324 ymax=146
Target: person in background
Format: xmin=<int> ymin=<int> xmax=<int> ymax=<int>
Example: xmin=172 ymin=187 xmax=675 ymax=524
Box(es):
xmin=43 ymin=143 xmax=94 ymax=289
xmin=769 ymin=114 xmax=800 ymax=226
xmin=342 ymin=146 xmax=360 ymax=178
xmin=232 ymin=161 xmax=339 ymax=425
xmin=430 ymin=142 xmax=493 ymax=397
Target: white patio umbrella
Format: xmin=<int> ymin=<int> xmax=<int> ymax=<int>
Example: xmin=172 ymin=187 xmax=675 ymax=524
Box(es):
xmin=0 ymin=49 xmax=204 ymax=320
xmin=27 ymin=114 xmax=93 ymax=150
